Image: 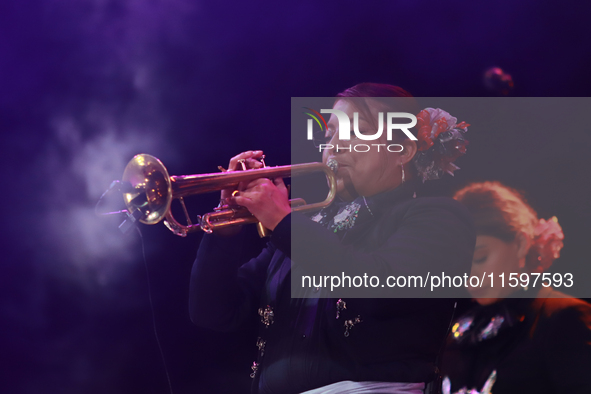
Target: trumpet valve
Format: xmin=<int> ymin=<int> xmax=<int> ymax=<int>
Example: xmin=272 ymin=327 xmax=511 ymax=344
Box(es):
xmin=237 ymin=159 xmax=247 ymax=171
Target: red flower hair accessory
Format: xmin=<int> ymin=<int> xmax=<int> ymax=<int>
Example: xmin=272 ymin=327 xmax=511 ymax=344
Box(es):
xmin=413 ymin=108 xmax=470 ymax=182
xmin=526 ymin=216 xmax=564 ymax=273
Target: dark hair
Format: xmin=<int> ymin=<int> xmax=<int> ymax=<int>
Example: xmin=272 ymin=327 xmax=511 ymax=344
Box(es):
xmin=453 ymin=181 xmax=538 ymax=242
xmin=337 ymin=83 xmax=413 ymax=99
xmin=335 ymin=83 xmax=420 ymax=139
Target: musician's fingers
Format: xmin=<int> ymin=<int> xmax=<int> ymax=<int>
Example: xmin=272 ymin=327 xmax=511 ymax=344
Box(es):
xmin=236 ymin=178 xmax=269 ymax=193
xmin=232 ymin=180 xmax=291 ymax=230
xmin=230 ymin=150 xmax=263 ymax=163
xmin=231 ymin=194 xmax=253 ymax=208
xmin=222 ymin=151 xmax=264 ymax=200
xmin=237 ymin=180 xmax=251 ymax=192
xmin=246 ymin=178 xmax=269 ymax=189
xmin=228 ymin=150 xmax=264 ymax=171
xmin=273 ymin=177 xmax=287 ymax=193
xmin=245 ymin=157 xmax=264 ymax=169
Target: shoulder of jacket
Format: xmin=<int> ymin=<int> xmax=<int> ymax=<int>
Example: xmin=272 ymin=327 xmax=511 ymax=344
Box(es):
xmin=401 ymin=196 xmax=473 ymax=218
xmin=538 ymin=290 xmax=591 ymax=319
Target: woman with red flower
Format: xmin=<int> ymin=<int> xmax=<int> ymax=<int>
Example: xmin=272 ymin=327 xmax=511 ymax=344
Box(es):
xmin=442 ymin=181 xmax=591 ymax=394
xmin=190 ymin=83 xmax=475 ymax=394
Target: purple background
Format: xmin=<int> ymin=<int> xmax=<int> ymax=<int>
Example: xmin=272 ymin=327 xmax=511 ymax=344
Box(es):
xmin=2 ymin=1 xmax=591 ymax=393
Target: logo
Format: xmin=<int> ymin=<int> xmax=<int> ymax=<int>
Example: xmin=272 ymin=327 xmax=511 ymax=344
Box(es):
xmin=303 ymin=108 xmax=417 ymax=152
xmin=303 ymin=107 xmax=329 ymax=140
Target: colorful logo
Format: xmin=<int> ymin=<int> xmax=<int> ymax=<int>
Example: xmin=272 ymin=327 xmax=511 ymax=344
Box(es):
xmin=303 ymin=107 xmax=328 ymax=140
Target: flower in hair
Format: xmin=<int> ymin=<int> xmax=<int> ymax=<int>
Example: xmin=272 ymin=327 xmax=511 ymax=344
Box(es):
xmin=413 ymin=108 xmax=470 ymax=182
xmin=528 ymin=216 xmax=564 ymax=272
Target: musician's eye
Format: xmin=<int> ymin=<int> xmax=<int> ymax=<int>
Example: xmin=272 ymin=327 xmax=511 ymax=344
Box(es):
xmin=312 ymin=130 xmax=333 ymax=147
xmin=473 ymin=255 xmax=487 ymax=264
xmin=350 ymin=129 xmax=374 ymax=140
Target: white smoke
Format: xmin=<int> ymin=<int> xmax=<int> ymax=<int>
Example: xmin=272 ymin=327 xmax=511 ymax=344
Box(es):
xmin=32 ymin=0 xmax=201 ymax=287
xmin=41 ymin=109 xmax=167 ymax=286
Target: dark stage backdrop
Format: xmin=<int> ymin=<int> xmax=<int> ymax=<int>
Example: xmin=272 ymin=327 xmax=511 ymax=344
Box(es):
xmin=1 ymin=1 xmax=590 ymax=393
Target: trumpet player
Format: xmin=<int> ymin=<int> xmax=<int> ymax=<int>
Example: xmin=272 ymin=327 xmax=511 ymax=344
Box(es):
xmin=189 ymin=83 xmax=476 ymax=394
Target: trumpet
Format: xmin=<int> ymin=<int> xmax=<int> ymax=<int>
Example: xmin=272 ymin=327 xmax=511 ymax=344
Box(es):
xmin=120 ymin=154 xmax=337 ymax=237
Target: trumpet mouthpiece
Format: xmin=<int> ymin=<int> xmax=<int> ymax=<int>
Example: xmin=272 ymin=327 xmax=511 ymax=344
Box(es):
xmin=327 ymin=158 xmax=339 ymax=173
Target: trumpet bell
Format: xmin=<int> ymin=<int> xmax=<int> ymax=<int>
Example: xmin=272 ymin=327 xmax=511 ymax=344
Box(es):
xmin=122 ymin=154 xmax=172 ymax=225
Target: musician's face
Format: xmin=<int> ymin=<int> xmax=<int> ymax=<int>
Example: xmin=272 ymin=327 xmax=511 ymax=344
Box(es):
xmin=468 ymin=235 xmax=526 ymax=305
xmin=322 ymin=99 xmax=409 ymax=201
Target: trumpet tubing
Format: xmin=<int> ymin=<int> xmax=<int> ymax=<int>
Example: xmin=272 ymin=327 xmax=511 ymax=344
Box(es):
xmin=121 ymin=154 xmax=336 ymax=237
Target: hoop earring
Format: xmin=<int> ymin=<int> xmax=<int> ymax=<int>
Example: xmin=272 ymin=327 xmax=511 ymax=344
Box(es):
xmin=401 ymin=164 xmax=405 ymax=184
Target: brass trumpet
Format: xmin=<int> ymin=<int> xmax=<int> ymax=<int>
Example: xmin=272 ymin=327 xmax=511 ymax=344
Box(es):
xmin=121 ymin=154 xmax=337 ymax=237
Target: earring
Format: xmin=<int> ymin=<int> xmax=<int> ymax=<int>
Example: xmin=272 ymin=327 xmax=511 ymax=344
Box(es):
xmin=401 ymin=164 xmax=405 ymax=184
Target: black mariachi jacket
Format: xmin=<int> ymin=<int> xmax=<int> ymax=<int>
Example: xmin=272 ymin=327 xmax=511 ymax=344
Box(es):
xmin=441 ymin=288 xmax=591 ymax=394
xmin=190 ymin=183 xmax=476 ymax=394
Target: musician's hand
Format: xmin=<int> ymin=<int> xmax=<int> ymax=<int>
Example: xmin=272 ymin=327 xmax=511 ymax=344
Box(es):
xmin=213 ymin=150 xmax=265 ymax=237
xmin=233 ymin=177 xmax=290 ymax=231
xmin=220 ymin=150 xmax=265 ymax=202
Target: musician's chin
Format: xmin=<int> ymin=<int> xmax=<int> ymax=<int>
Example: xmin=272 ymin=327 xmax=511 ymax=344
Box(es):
xmin=468 ymin=286 xmax=491 ymax=299
xmin=335 ymin=177 xmax=357 ymax=202
xmin=469 ymin=288 xmax=502 ymax=305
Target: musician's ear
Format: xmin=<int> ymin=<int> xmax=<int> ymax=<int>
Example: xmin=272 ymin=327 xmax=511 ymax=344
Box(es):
xmin=400 ymin=138 xmax=417 ymax=166
xmin=515 ymin=232 xmax=531 ymax=268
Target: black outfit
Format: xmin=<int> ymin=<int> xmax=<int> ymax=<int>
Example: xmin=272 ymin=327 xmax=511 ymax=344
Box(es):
xmin=190 ymin=182 xmax=475 ymax=394
xmin=442 ymin=287 xmax=591 ymax=394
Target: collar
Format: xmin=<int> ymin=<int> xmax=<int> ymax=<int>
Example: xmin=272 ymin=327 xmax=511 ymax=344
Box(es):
xmin=310 ymin=180 xmax=419 ymax=236
xmin=451 ymin=287 xmax=547 ymax=345
xmin=362 ymin=179 xmax=419 ymax=217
